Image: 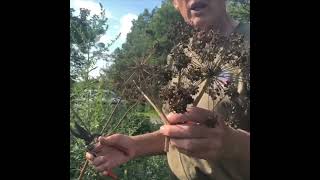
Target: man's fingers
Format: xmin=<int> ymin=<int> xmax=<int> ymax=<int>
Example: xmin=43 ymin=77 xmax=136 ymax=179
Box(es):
xmin=166 ymin=112 xmax=190 ymax=124
xmin=102 ymin=171 xmax=109 ymax=176
xmin=167 ymin=107 xmax=219 ymax=126
xmin=160 ymin=124 xmax=218 ymax=138
xmin=95 ymin=161 xmax=110 ymax=172
xmin=92 ymin=155 xmax=109 ymax=166
xmin=95 ymin=154 xmax=126 ymax=172
xmin=98 ymin=134 xmax=132 ymax=156
xmin=90 ymin=142 xmax=104 ymax=154
xmin=102 ymin=170 xmax=118 ymax=179
xmin=93 ymin=148 xmax=128 ymax=167
xmin=86 ymin=152 xmax=95 ymax=161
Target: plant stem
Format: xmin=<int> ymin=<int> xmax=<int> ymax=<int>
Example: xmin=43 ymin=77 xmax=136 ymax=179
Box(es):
xmin=100 ymin=97 xmax=122 ymax=134
xmin=133 ymin=80 xmax=169 ymax=125
xmin=133 ymin=80 xmax=170 ymax=152
xmin=109 ymin=102 xmax=138 ymax=135
xmin=78 ymin=160 xmax=89 ymax=180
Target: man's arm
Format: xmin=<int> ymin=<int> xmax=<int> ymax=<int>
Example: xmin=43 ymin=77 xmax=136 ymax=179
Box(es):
xmin=86 ymin=131 xmax=166 ymax=174
xmin=131 ymin=130 xmax=166 ymax=158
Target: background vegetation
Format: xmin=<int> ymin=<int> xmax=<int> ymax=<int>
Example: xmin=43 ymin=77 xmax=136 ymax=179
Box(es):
xmin=70 ymin=0 xmax=249 ymax=179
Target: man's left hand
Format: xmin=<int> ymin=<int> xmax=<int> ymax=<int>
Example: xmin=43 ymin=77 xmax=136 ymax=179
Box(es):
xmin=159 ymin=107 xmax=234 ymax=161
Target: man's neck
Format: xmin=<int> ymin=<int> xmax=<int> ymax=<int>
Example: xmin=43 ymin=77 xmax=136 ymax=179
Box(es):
xmin=206 ymin=14 xmax=238 ymax=36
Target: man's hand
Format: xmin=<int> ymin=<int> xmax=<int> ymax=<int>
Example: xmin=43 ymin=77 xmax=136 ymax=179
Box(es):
xmin=86 ymin=134 xmax=136 ymax=176
xmin=86 ymin=130 xmax=166 ymax=176
xmin=159 ymin=107 xmax=249 ymax=161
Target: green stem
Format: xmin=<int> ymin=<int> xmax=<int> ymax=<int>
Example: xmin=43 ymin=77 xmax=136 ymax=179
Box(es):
xmin=100 ymin=96 xmax=122 ymax=134
xmin=109 ymin=102 xmax=138 ymax=135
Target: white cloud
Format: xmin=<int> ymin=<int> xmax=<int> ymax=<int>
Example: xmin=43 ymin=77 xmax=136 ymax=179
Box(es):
xmin=89 ymin=59 xmax=106 ymax=78
xmin=70 ymin=0 xmax=112 ymax=18
xmin=119 ymin=13 xmax=138 ymax=42
xmin=99 ymin=34 xmax=112 ymax=43
xmin=90 ymin=13 xmax=138 ymax=78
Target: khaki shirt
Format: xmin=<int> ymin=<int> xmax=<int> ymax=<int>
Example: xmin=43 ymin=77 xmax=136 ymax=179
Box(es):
xmin=164 ymin=22 xmax=250 ymax=180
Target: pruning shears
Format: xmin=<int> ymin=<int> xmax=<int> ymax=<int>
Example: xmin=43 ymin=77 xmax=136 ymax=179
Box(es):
xmin=70 ymin=121 xmax=101 ymax=152
xmin=71 ymin=121 xmax=118 ymax=180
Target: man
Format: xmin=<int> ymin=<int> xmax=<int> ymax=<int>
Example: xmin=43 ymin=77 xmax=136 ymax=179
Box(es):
xmin=86 ymin=0 xmax=250 ymax=179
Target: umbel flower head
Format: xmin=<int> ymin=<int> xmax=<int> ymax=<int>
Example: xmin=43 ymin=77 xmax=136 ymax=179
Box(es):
xmin=113 ymin=21 xmax=249 ymax=123
xmin=160 ymin=22 xmax=250 ymax=114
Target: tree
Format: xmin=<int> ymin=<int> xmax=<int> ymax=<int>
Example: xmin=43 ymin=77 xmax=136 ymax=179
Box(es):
xmin=70 ymin=5 xmax=118 ymax=179
xmin=70 ymin=5 xmax=113 ymax=81
xmin=105 ymin=0 xmax=184 ymax=94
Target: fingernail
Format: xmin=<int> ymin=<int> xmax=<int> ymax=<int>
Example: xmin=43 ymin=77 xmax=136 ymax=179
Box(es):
xmin=160 ymin=125 xmax=165 ymax=132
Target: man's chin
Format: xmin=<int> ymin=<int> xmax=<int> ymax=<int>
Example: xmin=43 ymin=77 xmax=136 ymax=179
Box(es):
xmin=191 ymin=18 xmax=210 ymax=30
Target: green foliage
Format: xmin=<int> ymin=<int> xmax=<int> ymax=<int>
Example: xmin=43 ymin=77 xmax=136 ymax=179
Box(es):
xmin=227 ymin=0 xmax=250 ymax=23
xmin=70 ymin=77 xmax=170 ymax=179
xmin=70 ymin=6 xmax=114 ymax=81
xmin=70 ymin=4 xmax=171 ymax=179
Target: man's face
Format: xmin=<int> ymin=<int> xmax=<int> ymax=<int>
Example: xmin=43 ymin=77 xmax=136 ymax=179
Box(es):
xmin=173 ymin=0 xmax=226 ymax=30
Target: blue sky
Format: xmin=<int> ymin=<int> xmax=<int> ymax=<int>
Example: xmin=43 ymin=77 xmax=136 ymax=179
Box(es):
xmin=70 ymin=0 xmax=163 ymax=77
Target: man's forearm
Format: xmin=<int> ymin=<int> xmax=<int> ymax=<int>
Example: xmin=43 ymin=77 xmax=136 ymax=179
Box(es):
xmin=131 ymin=130 xmax=165 ymax=158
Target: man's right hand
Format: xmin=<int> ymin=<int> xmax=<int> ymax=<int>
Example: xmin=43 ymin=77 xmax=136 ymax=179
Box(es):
xmin=86 ymin=134 xmax=136 ymax=176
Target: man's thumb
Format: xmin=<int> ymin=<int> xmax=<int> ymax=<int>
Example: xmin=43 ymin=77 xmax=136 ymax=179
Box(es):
xmin=99 ymin=134 xmax=121 ymax=146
